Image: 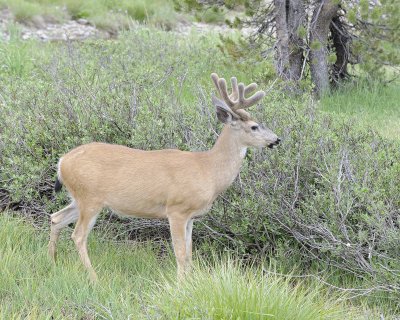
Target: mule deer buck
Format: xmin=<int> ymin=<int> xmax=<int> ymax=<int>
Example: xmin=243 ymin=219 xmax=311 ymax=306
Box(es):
xmin=48 ymin=73 xmax=280 ymax=281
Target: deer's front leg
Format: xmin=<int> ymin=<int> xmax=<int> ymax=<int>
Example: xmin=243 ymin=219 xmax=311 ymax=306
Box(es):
xmin=168 ymin=215 xmax=189 ymax=279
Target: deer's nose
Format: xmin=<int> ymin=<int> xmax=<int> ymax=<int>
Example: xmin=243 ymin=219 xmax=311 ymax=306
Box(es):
xmin=276 ymin=138 xmax=281 ymax=144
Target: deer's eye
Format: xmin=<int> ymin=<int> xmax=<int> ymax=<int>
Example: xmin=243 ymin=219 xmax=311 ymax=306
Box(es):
xmin=251 ymin=125 xmax=259 ymax=131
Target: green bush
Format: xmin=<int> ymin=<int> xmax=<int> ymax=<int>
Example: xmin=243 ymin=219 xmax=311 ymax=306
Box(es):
xmin=0 ymin=28 xmax=399 ymax=312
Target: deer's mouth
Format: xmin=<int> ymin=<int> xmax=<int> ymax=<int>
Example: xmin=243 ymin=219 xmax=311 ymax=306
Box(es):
xmin=268 ymin=138 xmax=281 ymax=149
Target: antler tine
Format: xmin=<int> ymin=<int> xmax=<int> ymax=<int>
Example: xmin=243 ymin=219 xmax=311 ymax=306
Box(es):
xmin=211 ymin=73 xmax=235 ymax=108
xmin=211 ymin=73 xmax=266 ymax=111
xmin=243 ymin=90 xmax=266 ymax=108
xmin=237 ymin=83 xmax=245 ymax=110
xmin=218 ymin=78 xmax=235 ymax=108
xmin=244 ymin=83 xmax=257 ymax=95
xmin=230 ymin=77 xmax=239 ymax=100
xmin=211 ymin=73 xmax=221 ymax=97
xmin=235 ymin=82 xmax=265 ymax=110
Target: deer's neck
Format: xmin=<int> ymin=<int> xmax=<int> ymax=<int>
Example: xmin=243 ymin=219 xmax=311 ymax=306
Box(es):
xmin=208 ymin=125 xmax=247 ymax=195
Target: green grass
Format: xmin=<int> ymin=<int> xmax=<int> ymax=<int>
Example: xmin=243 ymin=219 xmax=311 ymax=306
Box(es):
xmin=0 ymin=0 xmax=183 ymax=31
xmin=195 ymin=7 xmax=226 ymax=24
xmin=0 ymin=213 xmax=366 ymax=319
xmin=0 ymin=213 xmax=165 ymax=318
xmin=153 ymin=261 xmax=355 ymax=319
xmin=320 ymin=81 xmax=400 ymax=140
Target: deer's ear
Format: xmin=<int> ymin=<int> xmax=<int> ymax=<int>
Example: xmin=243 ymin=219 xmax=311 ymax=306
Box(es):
xmin=212 ymin=95 xmax=239 ymax=124
xmin=216 ymin=108 xmax=233 ymax=124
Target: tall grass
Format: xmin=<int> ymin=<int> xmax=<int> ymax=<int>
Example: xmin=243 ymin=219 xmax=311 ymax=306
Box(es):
xmin=151 ymin=260 xmax=356 ymax=320
xmin=319 ymin=80 xmax=400 ymax=139
xmin=0 ymin=23 xmax=42 ymax=76
xmin=0 ymin=213 xmax=364 ymax=319
xmin=0 ymin=213 xmax=169 ymax=318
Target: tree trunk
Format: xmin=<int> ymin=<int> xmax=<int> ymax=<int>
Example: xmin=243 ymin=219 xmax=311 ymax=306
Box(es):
xmin=274 ymin=0 xmax=290 ymax=80
xmin=287 ymin=0 xmax=305 ymax=81
xmin=309 ymin=0 xmax=339 ymax=96
xmin=274 ymin=0 xmax=305 ymax=83
xmin=330 ymin=15 xmax=350 ymax=85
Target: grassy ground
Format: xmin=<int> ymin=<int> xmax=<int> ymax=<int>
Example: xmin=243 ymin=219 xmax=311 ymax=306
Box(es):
xmin=0 ymin=213 xmax=373 ymax=319
xmin=0 ymin=0 xmax=185 ymax=31
xmin=320 ymin=80 xmax=400 ymax=140
xmin=0 ymin=0 xmax=227 ymax=32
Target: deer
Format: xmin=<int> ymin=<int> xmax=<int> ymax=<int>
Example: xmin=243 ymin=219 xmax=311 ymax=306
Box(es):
xmin=48 ymin=73 xmax=280 ymax=281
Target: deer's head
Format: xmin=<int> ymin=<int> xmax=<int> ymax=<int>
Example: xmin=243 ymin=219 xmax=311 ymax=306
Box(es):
xmin=211 ymin=73 xmax=280 ymax=149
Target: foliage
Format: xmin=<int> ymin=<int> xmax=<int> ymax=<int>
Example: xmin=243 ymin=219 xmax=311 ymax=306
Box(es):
xmin=342 ymin=0 xmax=400 ymax=77
xmin=0 ymin=26 xmax=399 ymax=314
xmin=0 ymin=213 xmax=368 ymax=319
xmin=175 ymin=0 xmax=400 ymax=93
xmin=206 ymin=96 xmax=400 ymax=308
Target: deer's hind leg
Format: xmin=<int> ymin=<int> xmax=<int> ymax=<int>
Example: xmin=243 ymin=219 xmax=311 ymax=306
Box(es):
xmin=71 ymin=202 xmax=101 ymax=282
xmin=168 ymin=215 xmax=194 ymax=280
xmin=48 ymin=201 xmax=79 ymax=261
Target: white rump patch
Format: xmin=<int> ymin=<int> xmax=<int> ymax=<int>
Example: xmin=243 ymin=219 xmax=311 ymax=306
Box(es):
xmin=57 ymin=158 xmax=63 ymax=183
